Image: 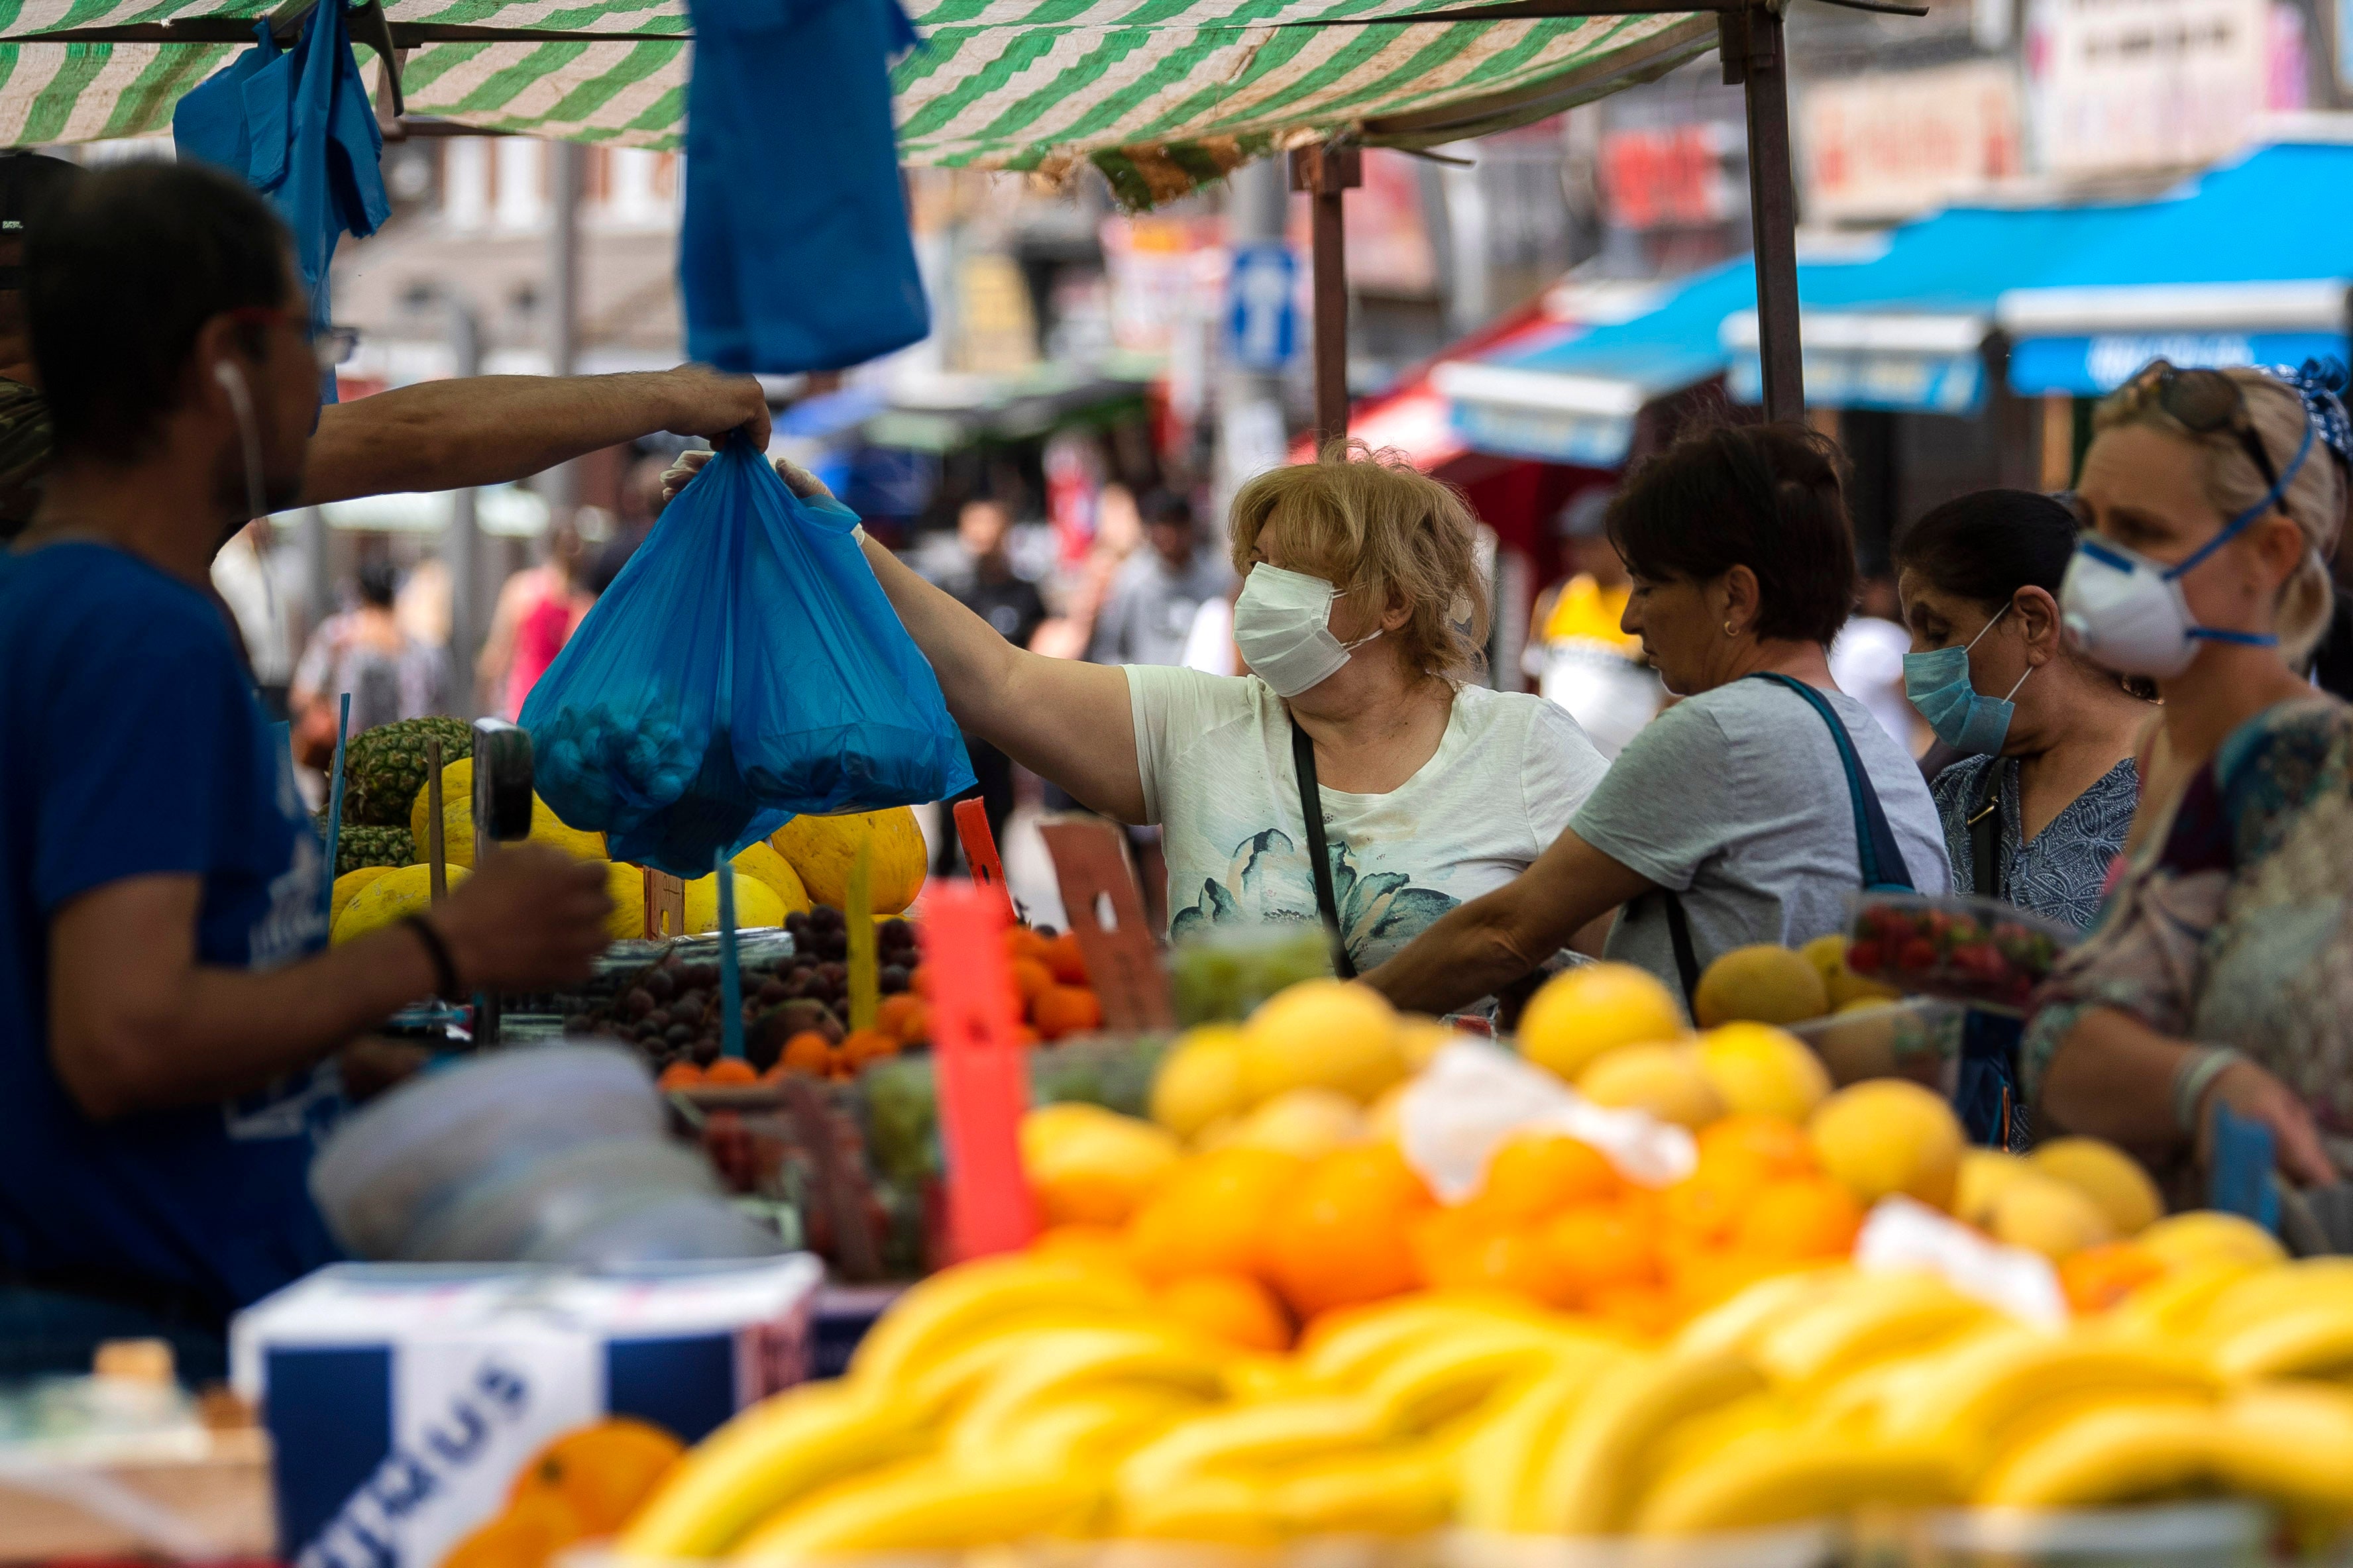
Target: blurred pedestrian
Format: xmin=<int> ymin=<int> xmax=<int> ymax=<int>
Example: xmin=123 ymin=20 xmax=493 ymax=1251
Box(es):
xmin=1526 ymin=487 xmax=1659 ymax=758
xmin=1831 ymin=572 xmax=1924 ymax=755
xmin=209 ymin=518 xmax=302 ymax=720
xmin=291 ymin=558 xmax=451 ymax=757
xmin=940 ymin=497 xmax=1048 ymax=866
xmin=478 ymin=519 xmax=585 ymax=719
xmin=1089 ymin=490 xmax=1232 ymax=668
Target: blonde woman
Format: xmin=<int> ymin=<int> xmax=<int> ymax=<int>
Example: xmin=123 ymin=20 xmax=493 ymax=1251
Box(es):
xmin=2029 ymin=361 xmax=2353 ymax=1190
xmin=664 ymin=443 xmax=1608 ymax=978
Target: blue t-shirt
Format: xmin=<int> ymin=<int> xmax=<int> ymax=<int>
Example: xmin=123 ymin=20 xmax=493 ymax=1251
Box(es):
xmin=0 ymin=541 xmax=341 ymax=1314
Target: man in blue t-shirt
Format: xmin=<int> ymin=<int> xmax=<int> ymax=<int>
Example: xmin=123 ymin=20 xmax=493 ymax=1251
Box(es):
xmin=0 ymin=163 xmax=626 ymax=1380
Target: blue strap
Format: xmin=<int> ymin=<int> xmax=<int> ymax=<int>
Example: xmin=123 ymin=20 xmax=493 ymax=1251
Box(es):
xmin=1745 ymin=673 xmax=1916 ymax=894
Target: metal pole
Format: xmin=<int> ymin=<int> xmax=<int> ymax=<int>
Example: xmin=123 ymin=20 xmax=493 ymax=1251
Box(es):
xmin=1729 ymin=2 xmax=1804 ymax=423
xmin=446 ymin=298 xmax=486 ymax=713
xmin=1291 ymin=142 xmax=1362 ymax=450
xmin=543 ymin=138 xmax=582 ymax=514
xmin=1215 ymin=157 xmax=1291 ymax=508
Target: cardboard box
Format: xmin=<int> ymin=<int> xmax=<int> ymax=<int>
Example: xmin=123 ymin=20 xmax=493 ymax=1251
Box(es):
xmin=231 ymin=1257 xmax=820 ymax=1568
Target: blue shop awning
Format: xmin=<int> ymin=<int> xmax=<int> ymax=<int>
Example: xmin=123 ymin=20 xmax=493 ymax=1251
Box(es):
xmin=1995 ymin=142 xmax=2353 ymax=395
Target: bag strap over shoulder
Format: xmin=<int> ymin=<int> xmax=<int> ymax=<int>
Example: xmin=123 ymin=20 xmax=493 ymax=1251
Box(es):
xmin=1746 ymin=672 xmax=1916 ymax=894
xmin=1289 ymin=718 xmax=1357 ymax=980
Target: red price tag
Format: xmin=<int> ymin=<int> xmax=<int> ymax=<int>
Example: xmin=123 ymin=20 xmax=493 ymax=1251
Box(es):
xmin=952 ymin=798 xmax=1016 ymax=923
xmin=1039 ymin=817 xmax=1174 ymax=1032
xmin=921 ymin=880 xmax=1038 ymax=1261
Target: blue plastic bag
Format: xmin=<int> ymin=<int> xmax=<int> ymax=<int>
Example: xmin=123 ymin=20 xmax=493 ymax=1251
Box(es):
xmin=522 ymin=443 xmax=973 ymax=878
xmin=679 ymin=0 xmax=929 ymax=372
xmin=172 ymin=5 xmax=388 ymax=405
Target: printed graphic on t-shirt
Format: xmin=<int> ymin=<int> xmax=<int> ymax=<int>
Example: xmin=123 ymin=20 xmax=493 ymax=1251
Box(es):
xmin=1168 ymin=827 xmax=1459 ymax=968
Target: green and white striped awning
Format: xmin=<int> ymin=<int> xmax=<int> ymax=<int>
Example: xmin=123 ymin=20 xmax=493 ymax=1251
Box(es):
xmin=0 ymin=0 xmax=1710 ymax=202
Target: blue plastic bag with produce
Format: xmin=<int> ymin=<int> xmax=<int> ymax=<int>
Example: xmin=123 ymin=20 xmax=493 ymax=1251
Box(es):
xmin=521 ymin=441 xmax=973 ymax=878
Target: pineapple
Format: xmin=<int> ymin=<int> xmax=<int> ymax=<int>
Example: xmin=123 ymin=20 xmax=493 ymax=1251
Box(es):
xmin=340 ymin=717 xmax=474 ymax=827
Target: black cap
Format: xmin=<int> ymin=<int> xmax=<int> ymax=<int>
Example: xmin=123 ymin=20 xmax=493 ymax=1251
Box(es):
xmin=0 ymin=152 xmax=87 ymax=287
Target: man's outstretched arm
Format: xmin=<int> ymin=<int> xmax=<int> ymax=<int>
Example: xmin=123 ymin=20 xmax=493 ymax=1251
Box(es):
xmin=300 ymin=365 xmax=769 ymax=505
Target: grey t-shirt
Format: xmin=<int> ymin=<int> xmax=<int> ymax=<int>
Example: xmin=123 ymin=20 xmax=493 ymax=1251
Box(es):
xmin=1572 ymin=677 xmax=1952 ymax=995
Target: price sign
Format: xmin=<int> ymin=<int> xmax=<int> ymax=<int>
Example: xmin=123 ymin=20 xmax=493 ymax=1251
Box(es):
xmin=922 ymin=880 xmax=1038 ymax=1261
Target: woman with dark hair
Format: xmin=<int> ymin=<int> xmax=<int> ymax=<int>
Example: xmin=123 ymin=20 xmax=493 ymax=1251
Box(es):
xmin=1366 ymin=423 xmax=1949 ymax=1014
xmin=1894 ymin=490 xmax=2148 ymax=930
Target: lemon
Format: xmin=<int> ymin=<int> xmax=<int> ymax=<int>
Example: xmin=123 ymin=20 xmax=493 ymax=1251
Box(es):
xmin=1576 ymin=1041 xmax=1725 ymax=1128
xmin=1801 ymin=931 xmax=1900 ymax=1009
xmin=1020 ymin=1102 xmax=1181 ymax=1228
xmin=1694 ymin=944 xmax=1830 ymax=1028
xmin=1220 ymin=1088 xmax=1368 ymax=1159
xmin=2031 ymin=1137 xmax=2163 ymax=1237
xmin=2138 ymin=1212 xmax=2286 ymax=1271
xmin=1808 ymin=1079 xmax=1964 ymax=1211
xmin=1151 ymin=1026 xmax=1249 ymax=1139
xmin=1696 ymin=1021 xmax=1832 ymax=1121
xmin=1517 ymin=962 xmax=1686 ymax=1084
xmin=1953 ymin=1149 xmax=2038 ymax=1229
xmin=1239 ymin=979 xmax=1405 ymax=1104
xmin=1989 ymin=1173 xmax=2115 ymax=1261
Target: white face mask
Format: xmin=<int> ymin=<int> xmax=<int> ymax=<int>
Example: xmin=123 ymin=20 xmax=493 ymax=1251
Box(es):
xmin=1233 ymin=563 xmax=1382 ymax=698
xmin=2059 ymin=414 xmax=2312 ymax=678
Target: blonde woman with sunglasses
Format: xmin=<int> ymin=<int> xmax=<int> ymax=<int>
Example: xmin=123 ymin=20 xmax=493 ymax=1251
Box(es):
xmin=2028 ymin=360 xmax=2353 ymax=1196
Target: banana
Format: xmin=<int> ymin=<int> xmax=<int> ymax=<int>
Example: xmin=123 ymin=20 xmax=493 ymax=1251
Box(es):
xmin=2212 ymin=1383 xmax=2353 ymax=1514
xmin=2198 ymin=1258 xmax=2353 ymax=1341
xmin=1525 ymin=1348 xmax=1766 ymax=1534
xmin=730 ymin=1457 xmax=1103 ymax=1562
xmin=1360 ymin=1326 xmax=1598 ymax=1435
xmin=616 ymin=1382 xmax=921 ymax=1559
xmin=1454 ymin=1363 xmax=1608 ymax=1532
xmin=2104 ymin=1257 xmax=2267 ymax=1344
xmin=1114 ymin=1473 xmax=1279 ymax=1543
xmin=1750 ymin=1271 xmax=1989 ymax=1390
xmin=2209 ymin=1304 xmax=2353 ymax=1383
xmin=1225 ymin=1353 xmax=1314 ymax=1404
xmin=901 ymin=1314 xmax=1160 ymax=1422
xmin=1117 ymin=1396 xmax=1380 ymax=1502
xmin=948 ymin=1327 xmax=1231 ymax=1458
xmin=1877 ymin=1330 xmax=2216 ymax=1483
xmin=846 ymin=1255 xmax=1148 ymax=1391
xmin=975 ymin=1387 xmax=1207 ymax=1472
xmin=1672 ymin=1265 xmax=1857 ymax=1359
xmin=1972 ymin=1398 xmax=2216 ymax=1508
xmin=1295 ymin=1292 xmax=1562 ymax=1390
xmin=1643 ymin=1390 xmax=1796 ymax=1489
xmin=1267 ymin=1443 xmax=1456 ymax=1536
xmin=1631 ymin=1430 xmax=1955 ymax=1536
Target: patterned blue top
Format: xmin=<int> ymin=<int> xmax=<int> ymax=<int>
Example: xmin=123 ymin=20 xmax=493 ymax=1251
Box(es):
xmin=1930 ymin=755 xmax=2139 ymax=932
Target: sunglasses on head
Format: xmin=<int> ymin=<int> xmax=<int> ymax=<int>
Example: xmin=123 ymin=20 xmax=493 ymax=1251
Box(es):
xmin=2120 ymin=360 xmax=2283 ymax=496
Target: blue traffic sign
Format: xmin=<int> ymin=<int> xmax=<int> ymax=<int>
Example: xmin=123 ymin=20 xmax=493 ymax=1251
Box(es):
xmin=1227 ymin=242 xmax=1298 ymax=373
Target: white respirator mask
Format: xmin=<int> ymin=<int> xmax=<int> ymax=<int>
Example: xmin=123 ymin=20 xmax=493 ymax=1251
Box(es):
xmin=1233 ymin=564 xmax=1382 ymax=698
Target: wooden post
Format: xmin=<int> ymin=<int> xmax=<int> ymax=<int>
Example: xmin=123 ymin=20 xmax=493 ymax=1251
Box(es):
xmin=1726 ymin=1 xmax=1804 ymax=424
xmin=1290 ymin=142 xmax=1362 ymax=450
xmin=643 ymin=868 xmax=686 ymax=939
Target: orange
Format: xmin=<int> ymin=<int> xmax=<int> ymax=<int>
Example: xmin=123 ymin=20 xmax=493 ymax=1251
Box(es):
xmin=1042 ymin=931 xmax=1090 ymax=986
xmin=1733 ymin=1176 xmax=1864 ymax=1263
xmin=875 ymin=994 xmax=924 ymax=1041
xmin=781 ymin=1031 xmax=833 ymax=1075
xmin=1588 ymin=1283 xmax=1679 ymax=1340
xmin=1694 ymin=1115 xmax=1820 ymax=1186
xmin=1263 ymin=1143 xmax=1435 ymax=1319
xmin=1126 ymin=1146 xmax=1305 ymax=1283
xmin=1477 ymin=1133 xmax=1621 ymax=1226
xmin=1413 ymin=1222 xmax=1578 ymax=1308
xmin=1005 ymin=926 xmax=1054 ymax=963
xmin=1540 ymin=1202 xmax=1660 ymax=1303
xmin=1669 ymin=1247 xmax=1787 ymax=1316
xmin=1159 ymin=1273 xmax=1293 ymax=1353
xmin=839 ymin=1027 xmax=900 ymax=1068
xmin=655 ymin=1061 xmax=703 ymax=1090
xmin=1032 ymin=1224 xmax=1142 ymax=1275
xmin=1011 ymin=957 xmax=1056 ymax=1006
xmin=442 ymin=1490 xmax=583 ymax=1568
xmin=1661 ymin=1176 xmax=1745 ymax=1247
xmin=702 ymin=1057 xmax=758 ymax=1086
xmin=1013 ymin=1024 xmax=1042 ymax=1049
xmin=2059 ymin=1241 xmax=2168 ymax=1315
xmin=508 ymin=1416 xmax=683 ymax=1533
xmin=1033 ymin=985 xmax=1104 ymax=1041
xmin=909 ymin=963 xmax=933 ymax=998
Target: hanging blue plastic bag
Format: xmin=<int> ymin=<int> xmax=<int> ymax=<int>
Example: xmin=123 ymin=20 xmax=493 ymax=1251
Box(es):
xmin=679 ymin=0 xmax=928 ymax=372
xmin=172 ymin=3 xmax=388 ymax=405
xmin=522 ymin=443 xmax=973 ymax=878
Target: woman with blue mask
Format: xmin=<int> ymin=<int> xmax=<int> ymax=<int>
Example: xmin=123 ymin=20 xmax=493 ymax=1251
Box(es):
xmin=1894 ymin=490 xmax=2148 ymax=931
xmin=2026 ymin=360 xmax=2353 ymax=1199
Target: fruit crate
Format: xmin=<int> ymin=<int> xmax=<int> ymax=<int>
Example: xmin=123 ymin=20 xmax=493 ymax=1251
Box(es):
xmin=1786 ymin=999 xmax=1966 ymax=1088
xmin=1843 ymin=895 xmax=2075 ymax=1016
xmin=1845 ymin=1503 xmax=2273 ymax=1567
